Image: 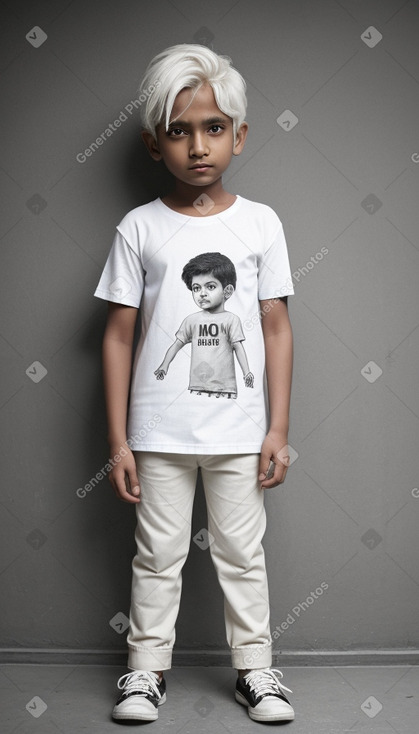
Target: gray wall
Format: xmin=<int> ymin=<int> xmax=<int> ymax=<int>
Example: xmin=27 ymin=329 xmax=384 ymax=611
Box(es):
xmin=1 ymin=0 xmax=418 ymax=661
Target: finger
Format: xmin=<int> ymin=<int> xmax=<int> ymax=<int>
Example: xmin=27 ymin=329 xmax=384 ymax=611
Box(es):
xmin=262 ymin=463 xmax=288 ymax=489
xmin=119 ymin=482 xmax=141 ymax=503
xmin=126 ymin=470 xmax=141 ymax=498
xmin=111 ymin=470 xmax=140 ymax=504
xmin=264 ymin=464 xmax=287 ymax=489
xmin=121 ymin=492 xmax=141 ymax=504
xmin=258 ymin=452 xmax=272 ymax=483
xmin=259 ymin=461 xmax=277 ymax=490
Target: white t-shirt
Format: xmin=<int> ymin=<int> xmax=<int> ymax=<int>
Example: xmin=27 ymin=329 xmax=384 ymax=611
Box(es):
xmin=94 ymin=195 xmax=294 ymax=454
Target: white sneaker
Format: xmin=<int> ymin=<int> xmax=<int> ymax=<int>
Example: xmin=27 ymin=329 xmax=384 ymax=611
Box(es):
xmin=112 ymin=670 xmax=166 ymax=721
xmin=235 ymin=667 xmax=295 ymax=722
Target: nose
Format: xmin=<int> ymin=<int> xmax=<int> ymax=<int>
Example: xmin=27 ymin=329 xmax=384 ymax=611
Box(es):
xmin=189 ymin=132 xmax=209 ymax=158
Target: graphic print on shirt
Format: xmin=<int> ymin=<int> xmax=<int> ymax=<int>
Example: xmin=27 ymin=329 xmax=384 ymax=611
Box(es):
xmin=154 ymin=252 xmax=254 ymax=399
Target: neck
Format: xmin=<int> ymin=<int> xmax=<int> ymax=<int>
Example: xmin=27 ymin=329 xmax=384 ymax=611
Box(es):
xmin=162 ymin=178 xmax=236 ymax=215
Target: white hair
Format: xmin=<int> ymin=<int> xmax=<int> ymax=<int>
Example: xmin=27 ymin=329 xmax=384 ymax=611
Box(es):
xmin=139 ymin=44 xmax=247 ymax=141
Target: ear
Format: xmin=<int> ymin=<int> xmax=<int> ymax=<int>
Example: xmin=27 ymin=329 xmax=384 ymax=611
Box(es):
xmin=142 ymin=130 xmax=162 ymax=161
xmin=224 ymin=284 xmax=234 ymax=300
xmin=233 ymin=122 xmax=249 ymax=156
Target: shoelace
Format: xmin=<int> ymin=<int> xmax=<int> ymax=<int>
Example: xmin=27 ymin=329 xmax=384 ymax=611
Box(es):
xmin=243 ymin=668 xmax=293 ymax=698
xmin=117 ymin=670 xmax=161 ymax=699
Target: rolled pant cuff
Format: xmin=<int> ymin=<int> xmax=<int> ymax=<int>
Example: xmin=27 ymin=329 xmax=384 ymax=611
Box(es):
xmin=231 ymin=642 xmax=272 ymax=670
xmin=128 ymin=645 xmax=172 ymax=671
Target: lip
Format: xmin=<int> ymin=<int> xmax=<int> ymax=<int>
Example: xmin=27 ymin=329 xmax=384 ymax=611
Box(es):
xmin=189 ymin=164 xmax=212 ymax=170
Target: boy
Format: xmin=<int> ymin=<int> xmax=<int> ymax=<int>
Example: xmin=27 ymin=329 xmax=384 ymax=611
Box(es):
xmin=154 ymin=252 xmax=254 ymax=397
xmin=94 ymin=44 xmax=295 ymax=723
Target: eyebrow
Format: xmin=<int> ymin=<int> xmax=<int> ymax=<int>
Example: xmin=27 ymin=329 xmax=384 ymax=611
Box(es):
xmin=168 ymin=116 xmax=230 ymax=128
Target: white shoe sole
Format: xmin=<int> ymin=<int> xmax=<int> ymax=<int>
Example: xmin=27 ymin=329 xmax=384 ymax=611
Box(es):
xmin=235 ymin=690 xmax=295 ymax=721
xmin=112 ymin=691 xmax=166 ymax=721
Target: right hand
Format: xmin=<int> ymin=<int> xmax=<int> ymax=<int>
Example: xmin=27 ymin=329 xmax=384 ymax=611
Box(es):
xmin=108 ymin=445 xmax=141 ymax=504
xmin=154 ymin=366 xmax=167 ymax=380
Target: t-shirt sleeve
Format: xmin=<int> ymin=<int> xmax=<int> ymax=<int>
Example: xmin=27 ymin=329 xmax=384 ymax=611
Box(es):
xmin=258 ymin=214 xmax=294 ymax=300
xmin=175 ymin=316 xmax=193 ymax=345
xmin=93 ymin=229 xmax=144 ymax=307
xmin=230 ymin=313 xmax=245 ymax=343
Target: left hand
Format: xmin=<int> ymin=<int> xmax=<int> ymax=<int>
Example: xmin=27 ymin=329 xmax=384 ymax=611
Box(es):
xmin=244 ymin=371 xmax=254 ymax=388
xmin=258 ymin=431 xmax=291 ymax=489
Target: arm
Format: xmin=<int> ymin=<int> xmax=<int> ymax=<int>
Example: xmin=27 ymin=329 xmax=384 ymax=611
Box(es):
xmin=102 ymin=302 xmax=141 ymax=503
xmin=154 ymin=338 xmax=184 ymax=379
xmin=259 ymin=297 xmax=293 ymax=489
xmin=232 ymin=341 xmax=254 ymax=387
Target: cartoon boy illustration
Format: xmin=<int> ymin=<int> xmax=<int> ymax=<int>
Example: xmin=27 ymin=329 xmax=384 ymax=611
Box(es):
xmin=154 ymin=252 xmax=254 ymax=398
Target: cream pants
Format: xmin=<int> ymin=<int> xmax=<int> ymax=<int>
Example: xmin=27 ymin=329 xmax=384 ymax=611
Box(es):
xmin=127 ymin=452 xmax=272 ymax=671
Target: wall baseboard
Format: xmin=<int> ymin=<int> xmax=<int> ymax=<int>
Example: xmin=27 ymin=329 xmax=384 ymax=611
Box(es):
xmin=1 ymin=648 xmax=418 ymax=666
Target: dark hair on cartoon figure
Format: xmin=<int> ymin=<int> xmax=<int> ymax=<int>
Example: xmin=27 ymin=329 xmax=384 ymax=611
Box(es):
xmin=181 ymin=252 xmax=237 ymax=291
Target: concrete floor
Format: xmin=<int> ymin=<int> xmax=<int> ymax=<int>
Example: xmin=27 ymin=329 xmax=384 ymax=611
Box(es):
xmin=1 ymin=664 xmax=418 ymax=733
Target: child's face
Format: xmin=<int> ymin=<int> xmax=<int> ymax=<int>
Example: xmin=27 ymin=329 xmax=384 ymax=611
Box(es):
xmin=191 ymin=273 xmax=228 ymax=313
xmin=146 ymin=84 xmax=247 ymax=188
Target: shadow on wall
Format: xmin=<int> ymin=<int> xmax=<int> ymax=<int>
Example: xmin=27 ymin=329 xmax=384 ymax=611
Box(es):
xmin=124 ymin=128 xmax=174 ymax=207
